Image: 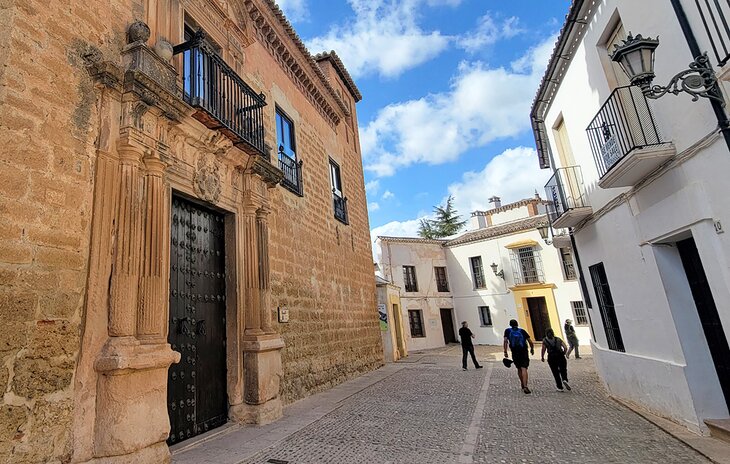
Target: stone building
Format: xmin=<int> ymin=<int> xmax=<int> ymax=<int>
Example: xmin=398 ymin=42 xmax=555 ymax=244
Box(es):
xmin=374 ymin=196 xmax=589 ymax=350
xmin=0 ymin=1 xmax=382 ymax=462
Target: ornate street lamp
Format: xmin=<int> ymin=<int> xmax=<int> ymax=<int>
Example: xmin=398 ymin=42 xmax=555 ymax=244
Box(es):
xmin=537 ymin=224 xmax=552 ymax=245
xmin=490 ymin=262 xmax=504 ymax=280
xmin=611 ymin=33 xmax=724 ymax=106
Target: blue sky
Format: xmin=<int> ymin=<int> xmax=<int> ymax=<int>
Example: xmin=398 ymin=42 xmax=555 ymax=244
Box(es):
xmin=276 ymin=0 xmax=570 ymax=238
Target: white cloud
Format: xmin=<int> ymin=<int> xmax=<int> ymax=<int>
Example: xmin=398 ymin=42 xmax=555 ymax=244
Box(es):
xmin=360 ymin=34 xmax=557 ymax=177
xmin=382 ymin=190 xmax=394 ymax=200
xmin=371 ymin=217 xmax=424 ymax=241
xmin=368 ymin=202 xmax=381 ymax=212
xmin=447 ymin=146 xmax=552 ymax=217
xmin=365 ymin=179 xmax=380 ymax=195
xmin=275 ymin=0 xmax=309 ymax=22
xmin=457 ymin=14 xmax=523 ymax=53
xmin=305 ymin=0 xmax=455 ymax=79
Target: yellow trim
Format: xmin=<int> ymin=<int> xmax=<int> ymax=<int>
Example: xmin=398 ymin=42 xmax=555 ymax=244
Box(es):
xmin=511 ymin=285 xmax=562 ymax=341
xmin=504 ymin=238 xmax=539 ymax=249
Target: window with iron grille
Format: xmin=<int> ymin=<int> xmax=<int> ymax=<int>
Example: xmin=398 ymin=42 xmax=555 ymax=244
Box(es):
xmin=560 ymin=247 xmax=577 ymax=280
xmin=589 ymin=262 xmax=625 ymax=352
xmin=434 ymin=266 xmax=449 ymax=292
xmin=276 ymin=108 xmax=303 ymax=196
xmin=478 ymin=306 xmax=492 ymax=326
xmin=571 ymin=301 xmax=588 ymax=326
xmin=470 ymin=256 xmax=486 ymax=289
xmin=510 ymin=246 xmax=544 ymax=285
xmin=408 ymin=310 xmax=425 ymax=337
xmin=330 ymin=159 xmax=348 ymax=224
xmin=403 ymin=266 xmax=418 ymax=292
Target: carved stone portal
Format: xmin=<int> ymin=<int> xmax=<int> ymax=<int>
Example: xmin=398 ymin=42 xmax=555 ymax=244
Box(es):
xmin=193 ymin=153 xmax=223 ymax=203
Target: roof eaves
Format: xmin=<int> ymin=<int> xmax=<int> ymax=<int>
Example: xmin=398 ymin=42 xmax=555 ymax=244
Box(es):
xmin=314 ymin=51 xmax=362 ymax=102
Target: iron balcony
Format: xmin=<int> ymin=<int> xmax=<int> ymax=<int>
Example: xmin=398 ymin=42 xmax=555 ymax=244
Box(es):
xmin=545 ymin=166 xmax=592 ymax=229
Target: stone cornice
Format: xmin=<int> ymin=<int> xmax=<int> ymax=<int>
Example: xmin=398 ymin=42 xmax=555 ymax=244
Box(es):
xmin=243 ymin=0 xmax=351 ymax=126
xmin=313 ymin=51 xmax=362 ymax=102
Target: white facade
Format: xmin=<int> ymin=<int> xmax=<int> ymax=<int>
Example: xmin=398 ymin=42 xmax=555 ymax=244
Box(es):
xmin=375 ymin=199 xmax=588 ymax=350
xmin=532 ymin=0 xmax=730 ymax=432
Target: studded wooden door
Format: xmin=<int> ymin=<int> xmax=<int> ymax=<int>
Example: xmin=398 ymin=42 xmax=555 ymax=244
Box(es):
xmin=167 ymin=197 xmax=228 ymax=445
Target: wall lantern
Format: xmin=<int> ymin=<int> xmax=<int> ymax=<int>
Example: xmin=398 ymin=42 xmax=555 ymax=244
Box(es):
xmin=490 ymin=262 xmax=505 ymax=280
xmin=611 ymin=33 xmax=724 ymax=106
xmin=537 ymin=224 xmax=552 ymax=245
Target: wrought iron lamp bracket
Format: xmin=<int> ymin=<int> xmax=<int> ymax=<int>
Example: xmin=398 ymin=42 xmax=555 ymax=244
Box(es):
xmin=644 ymin=54 xmax=725 ymax=106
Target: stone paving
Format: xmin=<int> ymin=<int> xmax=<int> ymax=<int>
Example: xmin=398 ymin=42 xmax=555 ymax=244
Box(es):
xmin=174 ymin=345 xmax=710 ymax=464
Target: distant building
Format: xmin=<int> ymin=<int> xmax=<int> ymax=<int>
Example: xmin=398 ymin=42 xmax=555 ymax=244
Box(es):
xmin=375 ymin=196 xmax=589 ymax=350
xmin=531 ymin=0 xmax=730 ymax=433
xmin=375 ymin=275 xmax=407 ymax=362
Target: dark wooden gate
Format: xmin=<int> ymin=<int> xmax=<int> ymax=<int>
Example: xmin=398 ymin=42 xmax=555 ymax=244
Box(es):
xmin=526 ymin=297 xmax=550 ymax=341
xmin=440 ymin=308 xmax=456 ymax=344
xmin=677 ymin=237 xmax=730 ymax=409
xmin=167 ymin=197 xmax=228 ymax=445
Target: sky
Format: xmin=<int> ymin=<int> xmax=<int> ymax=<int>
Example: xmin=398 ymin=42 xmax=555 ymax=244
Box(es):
xmin=275 ymin=0 xmax=570 ymax=241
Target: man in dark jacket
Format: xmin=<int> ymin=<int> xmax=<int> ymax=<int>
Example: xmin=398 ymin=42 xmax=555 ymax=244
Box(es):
xmin=459 ymin=321 xmax=483 ymax=370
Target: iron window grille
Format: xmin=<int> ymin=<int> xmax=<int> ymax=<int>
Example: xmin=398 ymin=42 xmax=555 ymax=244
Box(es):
xmin=408 ymin=310 xmax=425 ymax=337
xmin=571 ymin=301 xmax=589 ymax=326
xmin=589 ymin=262 xmax=625 ymax=352
xmin=330 ymin=159 xmax=348 ymax=224
xmin=174 ymin=28 xmax=267 ymax=157
xmin=403 ymin=266 xmax=418 ymax=292
xmin=510 ymin=247 xmax=545 ymax=285
xmin=435 ymin=266 xmax=449 ymax=292
xmin=478 ymin=306 xmax=492 ymax=326
xmin=470 ymin=256 xmax=486 ymax=289
xmin=276 ymin=109 xmax=303 ymax=196
xmin=586 ymin=85 xmax=667 ymax=178
xmin=560 ymin=247 xmax=577 ymax=280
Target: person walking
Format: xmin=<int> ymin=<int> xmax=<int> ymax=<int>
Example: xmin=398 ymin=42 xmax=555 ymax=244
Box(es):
xmin=564 ymin=319 xmax=581 ymax=359
xmin=459 ymin=321 xmax=483 ymax=370
xmin=503 ymin=319 xmax=534 ymax=394
xmin=541 ymin=328 xmax=571 ymax=392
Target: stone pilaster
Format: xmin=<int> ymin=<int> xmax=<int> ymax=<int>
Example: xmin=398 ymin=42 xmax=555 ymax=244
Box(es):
xmin=257 ymin=206 xmax=274 ymax=334
xmin=108 ymin=142 xmax=145 ymax=337
xmin=137 ymin=154 xmax=171 ymax=342
xmin=242 ymin=202 xmax=263 ymax=336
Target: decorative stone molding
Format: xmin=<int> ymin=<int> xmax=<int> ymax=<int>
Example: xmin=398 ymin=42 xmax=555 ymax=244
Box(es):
xmin=250 ymin=154 xmax=284 ymax=188
xmin=193 ymin=153 xmax=223 ymax=203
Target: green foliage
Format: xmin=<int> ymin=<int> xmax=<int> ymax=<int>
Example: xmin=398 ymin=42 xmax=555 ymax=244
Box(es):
xmin=417 ymin=195 xmax=467 ymax=239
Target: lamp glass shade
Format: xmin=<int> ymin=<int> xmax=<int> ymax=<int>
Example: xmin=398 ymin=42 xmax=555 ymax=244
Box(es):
xmin=537 ymin=225 xmax=549 ymax=241
xmin=611 ymin=34 xmax=659 ymax=87
xmin=490 ymin=262 xmax=499 ymax=274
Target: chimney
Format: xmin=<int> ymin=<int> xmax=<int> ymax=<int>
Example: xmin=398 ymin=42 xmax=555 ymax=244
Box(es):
xmin=488 ymin=196 xmax=501 ymax=208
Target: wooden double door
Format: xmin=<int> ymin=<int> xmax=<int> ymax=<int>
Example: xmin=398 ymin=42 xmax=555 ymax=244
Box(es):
xmin=526 ymin=297 xmax=551 ymax=341
xmin=167 ymin=196 xmax=228 ymax=445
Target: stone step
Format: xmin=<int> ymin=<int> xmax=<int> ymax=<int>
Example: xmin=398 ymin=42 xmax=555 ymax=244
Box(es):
xmin=705 ymin=419 xmax=730 ymax=444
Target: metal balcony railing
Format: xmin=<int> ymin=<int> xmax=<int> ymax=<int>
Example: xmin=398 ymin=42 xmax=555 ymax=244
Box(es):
xmin=544 ymin=166 xmax=589 ymax=223
xmin=510 ymin=247 xmax=545 ymax=285
xmin=174 ymin=32 xmax=267 ymax=157
xmin=586 ymin=85 xmax=665 ymax=177
xmin=278 ymin=147 xmax=303 ymax=196
xmin=693 ymin=0 xmax=730 ymax=67
xmin=333 ymin=192 xmax=348 ymax=224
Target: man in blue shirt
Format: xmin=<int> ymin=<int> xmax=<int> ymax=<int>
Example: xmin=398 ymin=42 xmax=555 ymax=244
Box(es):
xmin=503 ymin=319 xmax=535 ymax=394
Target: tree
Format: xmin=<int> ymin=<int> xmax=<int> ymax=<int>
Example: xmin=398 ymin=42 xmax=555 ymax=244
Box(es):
xmin=417 ymin=195 xmax=467 ymax=239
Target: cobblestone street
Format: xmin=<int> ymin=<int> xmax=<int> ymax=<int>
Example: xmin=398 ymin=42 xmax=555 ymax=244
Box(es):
xmin=173 ymin=346 xmax=711 ymax=464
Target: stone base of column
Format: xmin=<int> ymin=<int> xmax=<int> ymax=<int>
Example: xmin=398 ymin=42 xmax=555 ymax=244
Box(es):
xmin=79 ymin=441 xmax=170 ymax=464
xmin=92 ymin=337 xmax=180 ymax=461
xmin=230 ymin=335 xmax=285 ymax=425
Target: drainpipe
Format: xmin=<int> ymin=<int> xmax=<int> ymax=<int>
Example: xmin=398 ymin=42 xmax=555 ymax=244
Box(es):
xmin=670 ymin=0 xmax=730 ymax=151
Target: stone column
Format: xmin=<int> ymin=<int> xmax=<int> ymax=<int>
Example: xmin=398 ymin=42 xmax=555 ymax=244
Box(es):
xmin=137 ymin=153 xmax=170 ymax=342
xmin=108 ymin=142 xmax=145 ymax=337
xmin=257 ymin=206 xmax=274 ymax=334
xmin=242 ymin=202 xmax=263 ymax=336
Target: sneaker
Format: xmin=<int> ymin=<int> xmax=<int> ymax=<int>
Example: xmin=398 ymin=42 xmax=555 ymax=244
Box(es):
xmin=563 ymin=381 xmax=571 ymax=391
xmin=575 ymin=356 xmax=581 ymax=359
xmin=522 ymin=387 xmax=531 ymax=394
xmin=475 ymin=365 xmax=483 ymax=369
xmin=556 ymin=387 xmax=564 ymax=392
xmin=462 ymin=368 xmax=467 ymax=371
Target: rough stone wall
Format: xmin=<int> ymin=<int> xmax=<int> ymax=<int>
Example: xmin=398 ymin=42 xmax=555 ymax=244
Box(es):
xmin=0 ymin=0 xmax=136 ymax=462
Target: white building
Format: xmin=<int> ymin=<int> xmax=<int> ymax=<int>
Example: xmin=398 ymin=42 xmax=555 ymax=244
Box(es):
xmin=531 ymin=0 xmax=730 ymax=433
xmin=374 ymin=197 xmax=589 ymax=350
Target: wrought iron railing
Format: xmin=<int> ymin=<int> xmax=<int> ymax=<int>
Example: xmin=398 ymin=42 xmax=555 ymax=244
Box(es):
xmin=174 ymin=31 xmax=267 ymax=157
xmin=333 ymin=191 xmax=348 ymax=224
xmin=510 ymin=247 xmax=545 ymax=285
xmin=693 ymin=0 xmax=730 ymax=67
xmin=544 ymin=166 xmax=589 ymax=223
xmin=278 ymin=147 xmax=303 ymax=195
xmin=586 ymin=85 xmax=665 ymax=177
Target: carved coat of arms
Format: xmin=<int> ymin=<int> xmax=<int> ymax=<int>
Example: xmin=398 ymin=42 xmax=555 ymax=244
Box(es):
xmin=193 ymin=154 xmax=222 ymax=203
